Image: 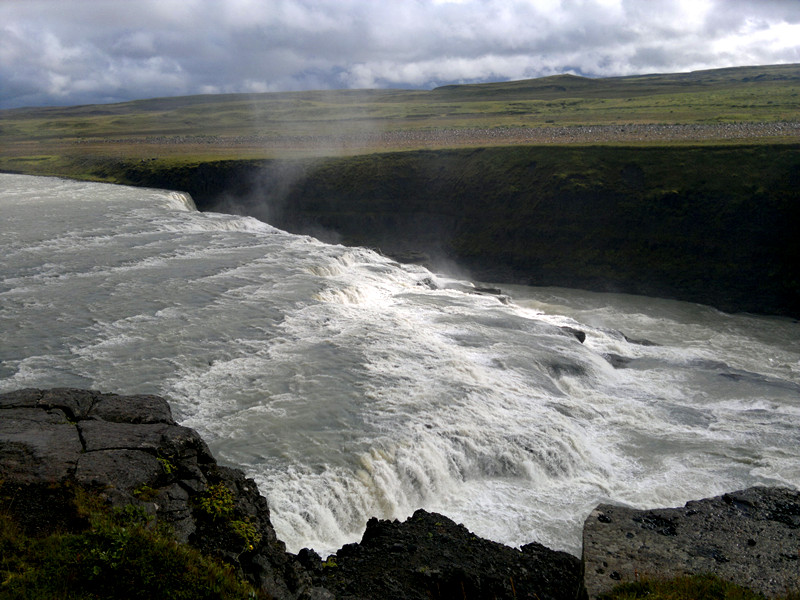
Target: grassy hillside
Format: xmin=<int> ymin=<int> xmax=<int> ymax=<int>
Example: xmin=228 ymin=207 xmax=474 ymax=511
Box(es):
xmin=1 ymin=63 xmax=798 ymax=176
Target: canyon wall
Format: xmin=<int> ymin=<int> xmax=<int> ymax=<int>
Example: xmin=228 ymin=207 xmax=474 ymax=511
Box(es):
xmin=116 ymin=144 xmax=800 ymax=317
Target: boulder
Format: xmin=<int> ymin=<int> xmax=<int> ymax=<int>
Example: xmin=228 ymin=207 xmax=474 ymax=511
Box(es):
xmin=0 ymin=388 xmax=317 ymax=600
xmin=561 ymin=326 xmax=587 ymax=343
xmin=582 ymin=486 xmax=800 ymax=599
xmin=301 ymin=509 xmax=582 ymax=600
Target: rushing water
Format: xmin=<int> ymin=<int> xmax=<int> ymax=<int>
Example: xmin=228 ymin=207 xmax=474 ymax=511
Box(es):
xmin=1 ymin=173 xmax=798 ymax=557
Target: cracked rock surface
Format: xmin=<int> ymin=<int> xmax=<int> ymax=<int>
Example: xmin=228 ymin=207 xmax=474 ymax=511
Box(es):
xmin=0 ymin=388 xmax=322 ymax=600
xmin=582 ymin=487 xmax=800 ymax=599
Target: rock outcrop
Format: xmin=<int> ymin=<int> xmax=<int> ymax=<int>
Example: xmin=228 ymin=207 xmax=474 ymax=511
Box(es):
xmin=582 ymin=487 xmax=800 ymax=599
xmin=0 ymin=388 xmax=319 ymax=600
xmin=299 ymin=509 xmax=582 ymax=600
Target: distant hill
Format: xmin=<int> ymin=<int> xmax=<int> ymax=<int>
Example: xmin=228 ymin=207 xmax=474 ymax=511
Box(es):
xmin=1 ymin=62 xmax=798 ymax=176
xmin=432 ymin=63 xmax=800 ymax=100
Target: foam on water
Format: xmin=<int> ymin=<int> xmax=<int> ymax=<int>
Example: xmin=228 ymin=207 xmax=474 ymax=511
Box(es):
xmin=1 ymin=173 xmax=798 ymax=557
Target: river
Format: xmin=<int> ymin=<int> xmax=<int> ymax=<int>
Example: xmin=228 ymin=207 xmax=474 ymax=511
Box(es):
xmin=1 ymin=173 xmax=798 ymax=557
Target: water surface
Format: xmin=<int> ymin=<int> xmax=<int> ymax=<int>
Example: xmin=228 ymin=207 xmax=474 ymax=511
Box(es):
xmin=1 ymin=173 xmax=797 ymax=556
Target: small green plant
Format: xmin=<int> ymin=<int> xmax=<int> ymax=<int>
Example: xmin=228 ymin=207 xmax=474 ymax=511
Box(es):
xmin=322 ymin=556 xmax=338 ymax=569
xmin=111 ymin=504 xmax=152 ymax=528
xmin=133 ymin=484 xmax=159 ymax=501
xmin=198 ymin=483 xmax=235 ymax=521
xmin=157 ymin=454 xmax=177 ymax=475
xmin=196 ymin=483 xmax=264 ymax=555
xmin=230 ymin=518 xmax=261 ymax=553
xmin=0 ymin=494 xmax=264 ymax=599
xmin=600 ymin=573 xmax=799 ymax=600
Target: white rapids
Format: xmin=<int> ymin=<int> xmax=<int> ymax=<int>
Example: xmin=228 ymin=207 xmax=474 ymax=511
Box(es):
xmin=1 ymin=173 xmax=798 ymax=557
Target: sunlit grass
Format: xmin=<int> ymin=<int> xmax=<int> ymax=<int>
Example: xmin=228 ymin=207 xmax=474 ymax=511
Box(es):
xmin=0 ymin=489 xmax=263 ymax=599
xmin=1 ymin=63 xmax=797 ymax=180
xmin=600 ymin=574 xmax=800 ymax=600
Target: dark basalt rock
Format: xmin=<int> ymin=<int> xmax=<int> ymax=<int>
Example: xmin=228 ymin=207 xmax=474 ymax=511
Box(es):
xmin=302 ymin=509 xmax=582 ymax=600
xmin=582 ymin=486 xmax=800 ymax=599
xmin=561 ymin=326 xmax=587 ymax=343
xmin=621 ymin=333 xmax=659 ymax=347
xmin=0 ymin=388 xmax=320 ymax=600
xmin=603 ymin=353 xmax=633 ymax=368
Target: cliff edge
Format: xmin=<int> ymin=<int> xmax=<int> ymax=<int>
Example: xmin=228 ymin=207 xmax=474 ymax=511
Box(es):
xmin=116 ymin=144 xmax=800 ymax=318
xmin=0 ymin=388 xmax=317 ymax=599
xmin=1 ymin=388 xmax=798 ymax=599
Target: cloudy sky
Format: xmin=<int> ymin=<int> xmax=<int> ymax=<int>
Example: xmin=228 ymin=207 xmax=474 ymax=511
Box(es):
xmin=1 ymin=0 xmax=799 ymax=109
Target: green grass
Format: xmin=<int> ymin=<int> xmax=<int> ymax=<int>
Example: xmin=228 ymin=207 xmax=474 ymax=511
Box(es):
xmin=1 ymin=63 xmax=798 ymax=177
xmin=0 ymin=488 xmax=263 ymax=600
xmin=600 ymin=574 xmax=800 ymax=600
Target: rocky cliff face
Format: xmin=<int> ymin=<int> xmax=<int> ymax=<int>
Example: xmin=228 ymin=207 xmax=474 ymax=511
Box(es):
xmin=117 ymin=144 xmax=800 ymax=318
xmin=2 ymin=388 xmax=798 ymax=599
xmin=0 ymin=388 xmax=318 ymax=600
xmin=299 ymin=509 xmax=582 ymax=600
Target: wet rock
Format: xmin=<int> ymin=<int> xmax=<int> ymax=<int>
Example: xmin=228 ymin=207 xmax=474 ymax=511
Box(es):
xmin=307 ymin=509 xmax=582 ymax=600
xmin=547 ymin=360 xmax=587 ymax=378
xmin=386 ymin=250 xmax=432 ymax=265
xmin=473 ymin=285 xmax=504 ymax=295
xmin=621 ymin=333 xmax=659 ymax=346
xmin=561 ymin=326 xmax=587 ymax=343
xmin=603 ymin=353 xmax=633 ymax=368
xmin=418 ymin=276 xmax=439 ymax=289
xmin=582 ymin=487 xmax=800 ymax=599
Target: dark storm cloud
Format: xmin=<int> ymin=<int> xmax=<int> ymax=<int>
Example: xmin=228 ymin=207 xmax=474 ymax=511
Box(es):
xmin=1 ymin=0 xmax=798 ymax=108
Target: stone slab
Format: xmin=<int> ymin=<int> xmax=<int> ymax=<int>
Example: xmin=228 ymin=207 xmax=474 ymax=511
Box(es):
xmin=0 ymin=407 xmax=83 ymax=482
xmin=582 ymin=487 xmax=800 ymax=599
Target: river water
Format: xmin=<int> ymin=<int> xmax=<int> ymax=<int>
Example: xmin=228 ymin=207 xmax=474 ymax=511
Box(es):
xmin=1 ymin=173 xmax=798 ymax=557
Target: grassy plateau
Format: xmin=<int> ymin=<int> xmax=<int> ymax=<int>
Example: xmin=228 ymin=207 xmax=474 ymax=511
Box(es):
xmin=1 ymin=62 xmax=799 ymax=177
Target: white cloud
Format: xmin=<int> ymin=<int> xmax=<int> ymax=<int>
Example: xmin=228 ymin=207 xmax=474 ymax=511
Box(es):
xmin=712 ymin=20 xmax=800 ymax=64
xmin=0 ymin=0 xmax=797 ymax=108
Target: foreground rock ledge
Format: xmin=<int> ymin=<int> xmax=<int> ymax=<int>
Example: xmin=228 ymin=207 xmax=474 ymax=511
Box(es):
xmin=2 ymin=388 xmax=798 ymax=599
xmin=583 ymin=488 xmax=800 ymax=599
xmin=0 ymin=388 xmax=317 ymax=600
xmin=299 ymin=509 xmax=581 ymax=600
